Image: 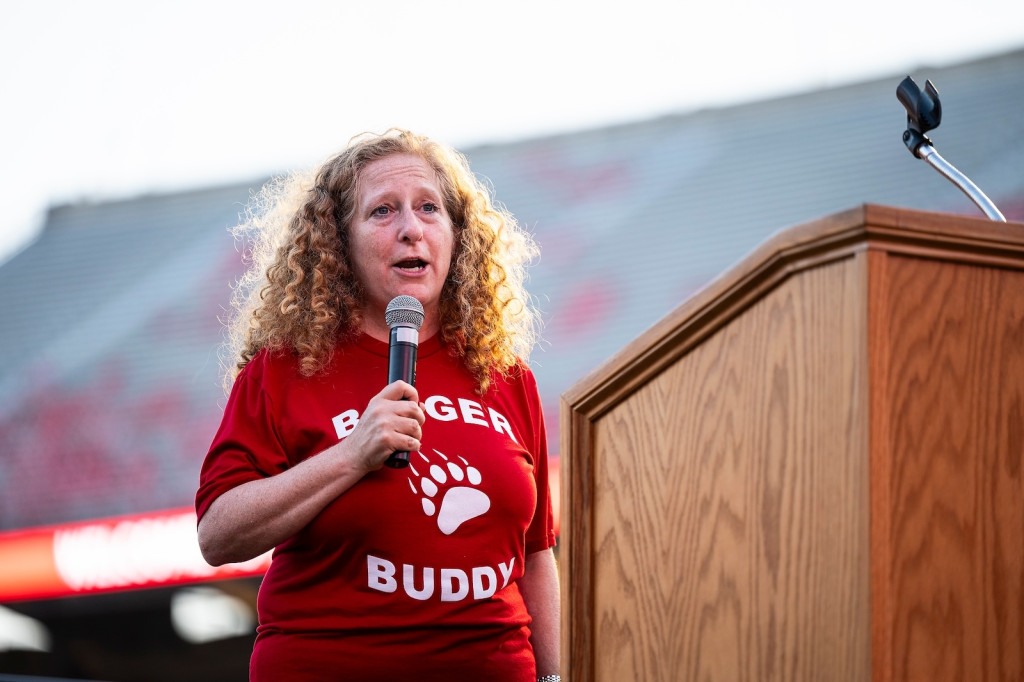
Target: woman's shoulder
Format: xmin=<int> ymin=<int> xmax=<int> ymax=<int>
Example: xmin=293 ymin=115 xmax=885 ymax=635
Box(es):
xmin=233 ymin=345 xmax=304 ymax=389
xmin=238 ymin=336 xmax=374 ymax=387
xmin=488 ymin=356 xmax=539 ymax=395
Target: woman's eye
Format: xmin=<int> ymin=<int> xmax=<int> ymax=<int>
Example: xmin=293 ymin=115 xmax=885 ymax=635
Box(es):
xmin=422 ymin=202 xmax=438 ymax=213
xmin=372 ymin=206 xmax=390 ymax=216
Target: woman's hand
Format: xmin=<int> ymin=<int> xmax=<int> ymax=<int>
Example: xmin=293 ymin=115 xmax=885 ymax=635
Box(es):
xmin=339 ymin=380 xmax=425 ymax=473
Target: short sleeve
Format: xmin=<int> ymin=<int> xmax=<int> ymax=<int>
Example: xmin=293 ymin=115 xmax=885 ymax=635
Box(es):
xmin=521 ymin=368 xmax=556 ymax=554
xmin=195 ymin=355 xmax=290 ymax=521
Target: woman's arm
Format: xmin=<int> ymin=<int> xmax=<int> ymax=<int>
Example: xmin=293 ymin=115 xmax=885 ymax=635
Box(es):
xmin=198 ymin=380 xmax=424 ymax=566
xmin=520 ymin=547 xmax=561 ymax=677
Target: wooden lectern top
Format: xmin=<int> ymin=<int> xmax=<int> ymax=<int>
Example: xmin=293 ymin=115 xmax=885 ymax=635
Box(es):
xmin=564 ymin=204 xmax=1024 ymax=418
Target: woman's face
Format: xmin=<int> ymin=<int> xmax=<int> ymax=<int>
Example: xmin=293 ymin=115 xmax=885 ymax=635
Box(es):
xmin=349 ymin=153 xmax=455 ymax=340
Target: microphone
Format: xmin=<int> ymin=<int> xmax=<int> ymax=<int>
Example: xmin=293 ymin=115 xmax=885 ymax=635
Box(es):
xmin=384 ymin=295 xmax=424 ymax=468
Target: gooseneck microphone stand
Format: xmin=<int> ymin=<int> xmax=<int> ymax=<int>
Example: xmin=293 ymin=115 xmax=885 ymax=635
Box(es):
xmin=896 ymin=76 xmax=1007 ymax=222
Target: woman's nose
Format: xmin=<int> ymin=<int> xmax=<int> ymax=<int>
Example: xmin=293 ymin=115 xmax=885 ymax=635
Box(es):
xmin=396 ymin=210 xmax=424 ymax=242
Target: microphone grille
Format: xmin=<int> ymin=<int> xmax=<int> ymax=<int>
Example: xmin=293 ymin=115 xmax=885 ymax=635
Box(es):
xmin=385 ymin=296 xmax=425 ymax=330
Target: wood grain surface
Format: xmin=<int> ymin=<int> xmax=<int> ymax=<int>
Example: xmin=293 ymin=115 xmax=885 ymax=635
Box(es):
xmin=560 ymin=207 xmax=1024 ymax=680
xmin=871 ymin=253 xmax=1024 ymax=682
xmin=589 ymin=256 xmax=871 ymax=680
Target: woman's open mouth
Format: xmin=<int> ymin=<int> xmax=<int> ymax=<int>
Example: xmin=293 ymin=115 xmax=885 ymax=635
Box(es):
xmin=394 ymin=257 xmax=427 ymax=273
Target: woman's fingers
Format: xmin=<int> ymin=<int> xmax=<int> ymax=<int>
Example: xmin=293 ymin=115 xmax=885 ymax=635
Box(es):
xmin=341 ymin=382 xmax=427 ymax=470
xmin=380 ymin=379 xmax=420 ymax=406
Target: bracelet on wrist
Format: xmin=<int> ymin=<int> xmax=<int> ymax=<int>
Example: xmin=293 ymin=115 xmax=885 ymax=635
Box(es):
xmin=537 ymin=676 xmax=561 ymax=682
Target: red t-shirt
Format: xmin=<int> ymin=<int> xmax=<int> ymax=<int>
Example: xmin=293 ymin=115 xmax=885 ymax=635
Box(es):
xmin=196 ymin=333 xmax=555 ymax=681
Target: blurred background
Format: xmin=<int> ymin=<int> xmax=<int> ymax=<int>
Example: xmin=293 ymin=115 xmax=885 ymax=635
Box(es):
xmin=1 ymin=1 xmax=1023 ymax=680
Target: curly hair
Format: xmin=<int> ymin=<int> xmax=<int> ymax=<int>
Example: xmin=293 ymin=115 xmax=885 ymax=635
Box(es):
xmin=223 ymin=129 xmax=540 ymax=394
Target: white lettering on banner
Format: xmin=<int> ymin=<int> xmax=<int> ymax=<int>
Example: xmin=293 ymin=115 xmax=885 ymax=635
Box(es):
xmin=366 ymin=555 xmax=516 ymax=602
xmin=52 ymin=513 xmax=272 ymax=592
xmin=336 ymin=394 xmax=517 ymax=443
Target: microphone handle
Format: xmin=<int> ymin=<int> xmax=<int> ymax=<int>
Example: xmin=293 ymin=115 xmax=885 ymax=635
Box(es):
xmin=385 ymin=328 xmax=418 ymax=468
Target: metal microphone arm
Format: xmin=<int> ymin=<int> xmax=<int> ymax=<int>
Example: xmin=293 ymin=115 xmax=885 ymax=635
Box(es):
xmin=916 ymin=144 xmax=1006 ymax=221
xmin=897 ymin=76 xmax=1006 ymax=222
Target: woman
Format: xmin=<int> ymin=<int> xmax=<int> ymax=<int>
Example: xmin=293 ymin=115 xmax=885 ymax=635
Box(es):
xmin=196 ymin=129 xmax=560 ymax=681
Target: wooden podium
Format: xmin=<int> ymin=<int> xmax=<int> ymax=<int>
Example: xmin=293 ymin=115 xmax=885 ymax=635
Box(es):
xmin=560 ymin=205 xmax=1024 ymax=681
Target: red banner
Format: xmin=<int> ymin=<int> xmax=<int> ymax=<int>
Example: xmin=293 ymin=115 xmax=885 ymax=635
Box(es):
xmin=0 ymin=508 xmax=270 ymax=603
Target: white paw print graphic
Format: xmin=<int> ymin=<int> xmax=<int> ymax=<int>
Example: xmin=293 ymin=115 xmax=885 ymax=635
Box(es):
xmin=407 ymin=449 xmax=490 ymax=535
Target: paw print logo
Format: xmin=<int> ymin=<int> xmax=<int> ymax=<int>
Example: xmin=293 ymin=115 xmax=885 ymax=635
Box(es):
xmin=407 ymin=449 xmax=490 ymax=535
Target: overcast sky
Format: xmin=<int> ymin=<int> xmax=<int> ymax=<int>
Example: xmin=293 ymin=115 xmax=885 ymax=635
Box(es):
xmin=2 ymin=0 xmax=1023 ymax=263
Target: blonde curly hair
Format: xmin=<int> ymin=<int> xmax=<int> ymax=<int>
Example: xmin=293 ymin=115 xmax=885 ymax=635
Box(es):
xmin=224 ymin=129 xmax=540 ymax=394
